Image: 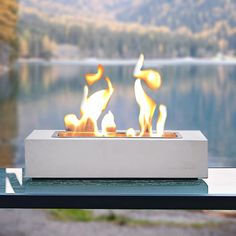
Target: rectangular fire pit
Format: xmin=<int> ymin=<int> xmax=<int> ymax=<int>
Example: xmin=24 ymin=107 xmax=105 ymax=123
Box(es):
xmin=25 ymin=130 xmax=208 ymax=179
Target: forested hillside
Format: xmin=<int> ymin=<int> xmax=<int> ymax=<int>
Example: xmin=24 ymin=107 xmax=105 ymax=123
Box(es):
xmin=116 ymin=0 xmax=236 ymax=33
xmin=19 ymin=0 xmax=236 ymax=33
xmin=0 ymin=0 xmax=18 ymax=68
xmin=4 ymin=0 xmax=236 ymax=59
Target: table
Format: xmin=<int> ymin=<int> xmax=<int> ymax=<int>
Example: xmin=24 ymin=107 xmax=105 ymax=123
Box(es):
xmin=0 ymin=168 xmax=236 ymax=209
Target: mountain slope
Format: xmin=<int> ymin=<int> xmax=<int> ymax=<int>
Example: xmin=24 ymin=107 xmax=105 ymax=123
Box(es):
xmin=116 ymin=0 xmax=236 ymax=32
xmin=17 ymin=0 xmax=236 ymax=58
xmin=20 ymin=0 xmax=236 ymax=33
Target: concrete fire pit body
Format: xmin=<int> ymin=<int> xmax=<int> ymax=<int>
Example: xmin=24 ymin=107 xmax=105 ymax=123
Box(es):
xmin=25 ymin=130 xmax=208 ymax=179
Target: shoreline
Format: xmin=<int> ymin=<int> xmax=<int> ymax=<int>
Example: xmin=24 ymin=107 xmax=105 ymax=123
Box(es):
xmin=17 ymin=57 xmax=236 ymax=66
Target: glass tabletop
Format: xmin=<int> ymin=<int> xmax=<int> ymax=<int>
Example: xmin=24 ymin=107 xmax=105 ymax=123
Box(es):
xmin=1 ymin=168 xmax=236 ymax=196
xmin=1 ymin=168 xmax=236 ymax=209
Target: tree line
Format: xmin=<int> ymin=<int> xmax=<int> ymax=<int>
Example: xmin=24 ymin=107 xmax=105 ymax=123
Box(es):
xmin=17 ymin=13 xmax=236 ymax=59
xmin=1 ymin=1 xmax=236 ymax=62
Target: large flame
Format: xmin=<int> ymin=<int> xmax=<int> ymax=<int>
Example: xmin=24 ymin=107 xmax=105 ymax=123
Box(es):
xmin=64 ymin=65 xmax=113 ymax=136
xmin=133 ymin=54 xmax=166 ymax=136
xmin=134 ymin=79 xmax=156 ymax=136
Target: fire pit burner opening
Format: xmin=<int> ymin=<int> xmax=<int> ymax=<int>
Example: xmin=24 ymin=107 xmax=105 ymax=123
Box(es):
xmin=52 ymin=131 xmax=182 ymax=139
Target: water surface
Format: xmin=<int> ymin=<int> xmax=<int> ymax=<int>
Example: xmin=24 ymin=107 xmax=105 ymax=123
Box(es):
xmin=0 ymin=62 xmax=236 ymax=167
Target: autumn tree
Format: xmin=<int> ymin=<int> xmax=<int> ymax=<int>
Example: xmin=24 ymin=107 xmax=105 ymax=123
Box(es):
xmin=0 ymin=0 xmax=18 ymax=63
xmin=41 ymin=35 xmax=57 ymax=59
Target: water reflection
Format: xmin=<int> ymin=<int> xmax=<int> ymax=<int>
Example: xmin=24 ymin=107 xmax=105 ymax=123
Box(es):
xmin=0 ymin=62 xmax=236 ymax=167
xmin=0 ymin=70 xmax=18 ymax=166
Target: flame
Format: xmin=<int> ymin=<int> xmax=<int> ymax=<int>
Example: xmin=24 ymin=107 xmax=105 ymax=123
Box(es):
xmin=85 ymin=64 xmax=104 ymax=86
xmin=126 ymin=128 xmax=136 ymax=137
xmin=102 ymin=111 xmax=116 ymax=136
xmin=81 ymin=77 xmax=113 ymax=123
xmin=134 ymin=79 xmax=156 ymax=136
xmin=63 ymin=55 xmax=170 ymax=138
xmin=133 ymin=54 xmax=164 ymax=136
xmin=134 ymin=54 xmax=162 ymax=90
xmin=64 ymin=65 xmax=113 ymax=136
xmin=156 ymin=104 xmax=167 ymax=137
xmin=64 ymin=114 xmax=81 ymax=132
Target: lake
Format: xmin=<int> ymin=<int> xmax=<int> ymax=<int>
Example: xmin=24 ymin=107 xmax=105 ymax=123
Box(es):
xmin=0 ymin=61 xmax=236 ymax=167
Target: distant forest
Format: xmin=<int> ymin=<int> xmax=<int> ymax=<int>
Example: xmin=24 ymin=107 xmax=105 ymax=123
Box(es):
xmin=1 ymin=0 xmax=236 ymax=62
xmin=18 ymin=13 xmax=236 ymax=59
